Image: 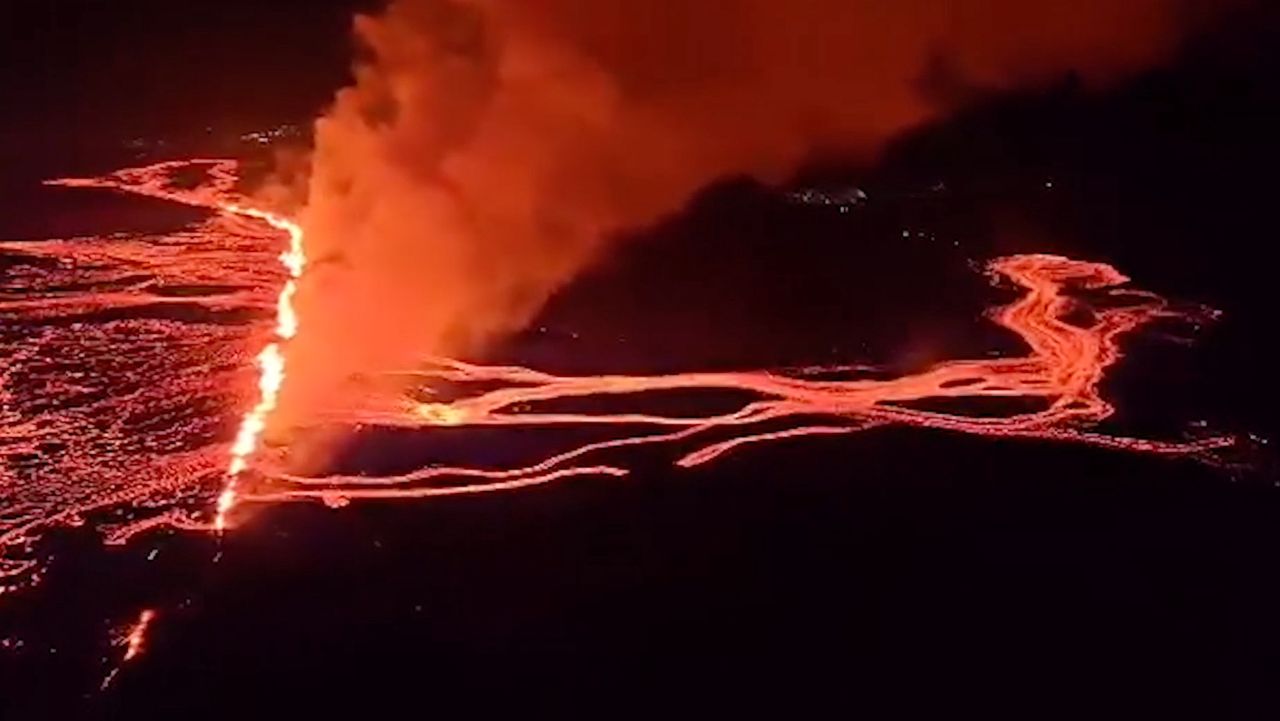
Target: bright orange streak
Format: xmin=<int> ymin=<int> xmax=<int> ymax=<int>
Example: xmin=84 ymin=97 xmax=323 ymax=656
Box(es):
xmin=215 ymin=205 xmax=306 ymax=531
xmin=676 ymin=426 xmax=857 ymax=467
xmin=122 ymin=608 xmax=156 ymax=661
xmin=100 ymin=608 xmax=156 ymax=689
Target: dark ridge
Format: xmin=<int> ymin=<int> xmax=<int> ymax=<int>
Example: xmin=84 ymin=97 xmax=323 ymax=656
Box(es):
xmin=1058 ymin=301 xmax=1098 ymax=329
xmin=47 ymin=303 xmax=266 ymax=327
xmin=515 ymin=387 xmax=764 ymax=420
xmin=147 ymin=284 xmax=245 ymax=298
xmin=885 ymin=395 xmax=1053 ymax=418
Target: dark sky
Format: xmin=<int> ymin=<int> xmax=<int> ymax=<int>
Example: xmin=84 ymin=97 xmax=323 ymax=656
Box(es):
xmin=0 ymin=0 xmax=373 ymax=151
xmin=3 ymin=1 xmax=1275 ymax=161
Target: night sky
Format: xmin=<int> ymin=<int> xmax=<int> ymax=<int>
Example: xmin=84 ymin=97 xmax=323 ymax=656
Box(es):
xmin=1 ymin=1 xmax=365 ymax=153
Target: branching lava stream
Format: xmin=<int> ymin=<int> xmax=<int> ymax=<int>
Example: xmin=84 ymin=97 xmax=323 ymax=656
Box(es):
xmin=0 ymin=158 xmax=1232 ymax=594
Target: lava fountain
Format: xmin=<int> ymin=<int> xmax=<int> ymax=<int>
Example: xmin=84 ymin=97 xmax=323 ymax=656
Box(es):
xmin=215 ymin=205 xmax=305 ymax=531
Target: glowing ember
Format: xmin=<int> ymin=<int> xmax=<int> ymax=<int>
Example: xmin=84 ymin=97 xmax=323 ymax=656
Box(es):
xmin=0 ymin=158 xmax=1233 ymax=593
xmin=122 ymin=608 xmax=155 ymax=661
xmin=100 ymin=608 xmax=156 ymax=689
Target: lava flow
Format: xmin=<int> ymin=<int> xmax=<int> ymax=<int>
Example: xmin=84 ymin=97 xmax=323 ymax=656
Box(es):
xmin=216 ymin=205 xmax=305 ymax=531
xmin=247 ymin=254 xmax=1231 ymax=507
xmin=0 ymin=158 xmax=1232 ymax=593
xmin=38 ymin=161 xmax=307 ymax=531
xmin=0 ymin=159 xmax=302 ymax=591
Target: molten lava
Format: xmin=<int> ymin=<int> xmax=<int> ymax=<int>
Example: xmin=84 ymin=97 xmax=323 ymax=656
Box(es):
xmin=122 ymin=608 xmax=155 ymax=662
xmin=0 ymin=158 xmax=1233 ymax=594
xmin=246 ymin=254 xmax=1229 ymax=507
xmin=216 ymin=206 xmax=305 ymax=531
xmin=37 ymin=161 xmax=307 ymax=532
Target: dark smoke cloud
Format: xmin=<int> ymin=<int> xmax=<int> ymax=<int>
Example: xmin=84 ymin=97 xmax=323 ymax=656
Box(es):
xmin=275 ymin=0 xmax=1236 ymax=434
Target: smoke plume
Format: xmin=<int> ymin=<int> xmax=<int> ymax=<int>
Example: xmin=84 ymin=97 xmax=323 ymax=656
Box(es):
xmin=275 ymin=0 xmax=1230 ymax=437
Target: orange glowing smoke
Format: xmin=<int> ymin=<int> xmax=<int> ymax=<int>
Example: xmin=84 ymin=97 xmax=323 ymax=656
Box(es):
xmin=274 ymin=0 xmax=1248 ymax=437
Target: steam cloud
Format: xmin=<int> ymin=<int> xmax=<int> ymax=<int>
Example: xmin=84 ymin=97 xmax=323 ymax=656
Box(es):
xmin=274 ymin=0 xmax=1231 ymax=438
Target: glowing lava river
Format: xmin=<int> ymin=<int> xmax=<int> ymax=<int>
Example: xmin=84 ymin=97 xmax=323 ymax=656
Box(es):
xmin=0 ymin=158 xmax=1233 ymax=595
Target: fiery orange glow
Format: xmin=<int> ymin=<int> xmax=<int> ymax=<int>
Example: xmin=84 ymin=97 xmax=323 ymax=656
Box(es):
xmin=0 ymin=159 xmax=309 ymax=591
xmin=245 ymin=254 xmax=1230 ymax=507
xmin=122 ymin=608 xmax=155 ymax=661
xmin=216 ymin=205 xmax=305 ymax=531
xmin=0 ymin=159 xmax=1234 ymax=595
xmin=41 ymin=161 xmax=308 ymax=531
xmin=292 ymin=0 xmax=1232 ymax=431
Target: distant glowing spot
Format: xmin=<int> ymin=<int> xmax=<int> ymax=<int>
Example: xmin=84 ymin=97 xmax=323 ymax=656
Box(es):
xmin=101 ymin=608 xmax=156 ymax=689
xmin=122 ymin=609 xmax=155 ymax=661
xmin=415 ymin=403 xmax=469 ymax=426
